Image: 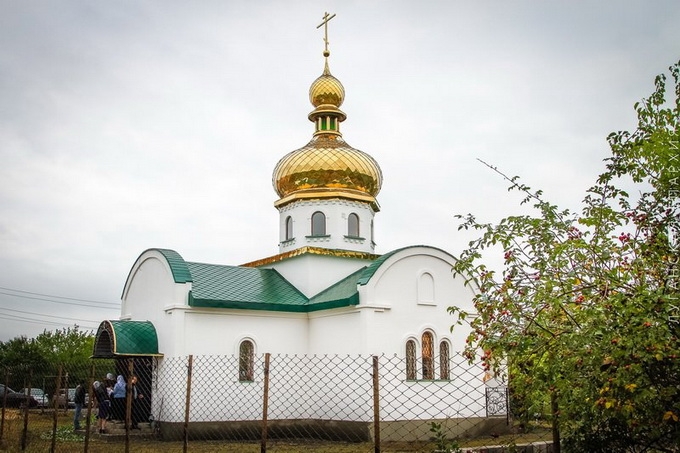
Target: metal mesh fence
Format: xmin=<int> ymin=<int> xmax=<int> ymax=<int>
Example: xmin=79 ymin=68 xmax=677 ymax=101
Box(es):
xmin=1 ymin=354 xmax=553 ymax=452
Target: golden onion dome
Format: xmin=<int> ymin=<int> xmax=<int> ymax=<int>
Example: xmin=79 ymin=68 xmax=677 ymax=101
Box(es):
xmin=273 ymin=134 xmax=382 ymax=199
xmin=309 ymin=60 xmax=345 ymax=108
xmin=273 ymin=54 xmax=382 ymax=210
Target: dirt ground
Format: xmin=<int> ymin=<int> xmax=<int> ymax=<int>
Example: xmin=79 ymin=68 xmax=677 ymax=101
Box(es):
xmin=0 ymin=408 xmax=550 ymax=453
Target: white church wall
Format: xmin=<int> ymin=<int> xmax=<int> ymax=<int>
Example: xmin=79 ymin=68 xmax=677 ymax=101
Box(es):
xmin=266 ymin=253 xmax=371 ymax=298
xmin=307 ymin=309 xmax=364 ymax=354
xmin=183 ymin=310 xmax=308 ymax=356
xmin=150 ymin=353 xmax=493 ymax=425
xmin=122 ymin=251 xmax=191 ymax=357
xmin=357 ymin=247 xmax=476 ymax=356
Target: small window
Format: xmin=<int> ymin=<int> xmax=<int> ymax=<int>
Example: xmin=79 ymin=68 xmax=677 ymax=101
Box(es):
xmin=348 ymin=213 xmax=359 ymax=237
xmin=422 ymin=332 xmax=434 ymax=380
xmin=440 ymin=341 xmax=450 ymax=380
xmin=406 ymin=340 xmax=417 ymax=380
xmin=311 ymin=211 xmax=326 ymax=236
xmin=239 ymin=340 xmax=254 ymax=382
xmin=285 ymin=216 xmax=293 ymax=241
xmin=371 ymin=220 xmax=375 ymax=243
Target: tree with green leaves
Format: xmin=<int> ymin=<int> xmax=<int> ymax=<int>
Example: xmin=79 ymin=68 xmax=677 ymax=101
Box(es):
xmin=450 ymin=61 xmax=679 ymax=452
xmin=0 ymin=327 xmax=95 ymax=393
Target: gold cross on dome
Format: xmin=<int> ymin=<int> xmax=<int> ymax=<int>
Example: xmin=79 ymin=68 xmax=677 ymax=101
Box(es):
xmin=316 ymin=12 xmax=336 ymax=55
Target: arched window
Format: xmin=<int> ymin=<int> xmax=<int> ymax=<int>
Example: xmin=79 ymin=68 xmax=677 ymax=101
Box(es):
xmin=418 ymin=272 xmax=435 ymax=304
xmin=239 ymin=340 xmax=254 ymax=382
xmin=422 ymin=332 xmax=434 ymax=380
xmin=285 ymin=216 xmax=293 ymax=240
xmin=311 ymin=211 xmax=326 ymax=236
xmin=406 ymin=339 xmax=417 ymax=380
xmin=348 ymin=213 xmax=359 ymax=237
xmin=439 ymin=341 xmax=450 ymax=380
xmin=371 ymin=220 xmax=375 ymax=243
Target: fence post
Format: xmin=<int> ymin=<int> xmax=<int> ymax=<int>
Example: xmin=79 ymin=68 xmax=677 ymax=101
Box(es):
xmin=183 ymin=355 xmax=193 ymax=453
xmin=261 ymin=353 xmax=270 ymax=453
xmin=50 ymin=365 xmax=62 ymax=453
xmin=0 ymin=368 xmax=8 ymax=443
xmin=21 ymin=369 xmax=31 ymax=450
xmin=372 ymin=355 xmax=380 ymax=453
xmin=84 ymin=362 xmax=95 ymax=453
xmin=125 ymin=358 xmax=134 ymax=453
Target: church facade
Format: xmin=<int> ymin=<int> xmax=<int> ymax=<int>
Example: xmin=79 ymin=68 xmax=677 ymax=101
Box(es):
xmin=94 ymin=15 xmax=506 ymax=441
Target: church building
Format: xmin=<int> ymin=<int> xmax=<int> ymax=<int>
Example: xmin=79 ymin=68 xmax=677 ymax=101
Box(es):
xmin=93 ymin=14 xmax=503 ymax=440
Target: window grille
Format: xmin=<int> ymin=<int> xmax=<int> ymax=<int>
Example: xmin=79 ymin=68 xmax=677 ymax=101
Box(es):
xmin=239 ymin=340 xmax=254 ymax=381
xmin=440 ymin=341 xmax=450 ymax=380
xmin=405 ymin=340 xmax=416 ymax=380
xmin=422 ymin=332 xmax=434 ymax=380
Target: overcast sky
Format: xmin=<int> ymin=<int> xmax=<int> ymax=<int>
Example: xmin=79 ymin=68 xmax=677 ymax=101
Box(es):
xmin=1 ymin=1 xmax=678 ymax=342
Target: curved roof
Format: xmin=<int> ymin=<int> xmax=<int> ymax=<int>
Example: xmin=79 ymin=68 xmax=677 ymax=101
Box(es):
xmin=154 ymin=248 xmax=193 ymax=283
xmin=92 ymin=320 xmax=162 ymax=358
xmin=357 ymin=245 xmax=458 ymax=286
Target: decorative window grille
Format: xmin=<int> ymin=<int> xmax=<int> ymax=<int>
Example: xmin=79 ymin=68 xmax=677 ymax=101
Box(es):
xmin=239 ymin=340 xmax=254 ymax=382
xmin=439 ymin=341 xmax=450 ymax=380
xmin=405 ymin=339 xmax=417 ymax=380
xmin=422 ymin=332 xmax=434 ymax=380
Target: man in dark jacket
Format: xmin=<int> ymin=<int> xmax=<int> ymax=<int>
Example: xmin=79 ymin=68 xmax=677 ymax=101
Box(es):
xmin=73 ymin=380 xmax=87 ymax=430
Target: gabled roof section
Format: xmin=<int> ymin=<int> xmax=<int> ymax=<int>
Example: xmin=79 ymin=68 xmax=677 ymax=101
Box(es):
xmin=92 ymin=320 xmax=162 ymax=358
xmin=187 ymin=262 xmax=309 ymax=312
xmin=307 ymin=267 xmax=365 ymax=311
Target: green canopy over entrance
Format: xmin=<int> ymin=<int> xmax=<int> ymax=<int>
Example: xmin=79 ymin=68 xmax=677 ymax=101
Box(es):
xmin=92 ymin=320 xmax=163 ymax=358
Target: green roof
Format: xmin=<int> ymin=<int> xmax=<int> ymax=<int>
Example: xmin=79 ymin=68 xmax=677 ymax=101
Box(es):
xmin=187 ymin=263 xmax=310 ymax=311
xmin=139 ymin=247 xmax=430 ymax=313
xmin=156 ymin=249 xmax=193 ymax=283
xmin=307 ymin=267 xmax=365 ymax=310
xmin=93 ymin=320 xmax=162 ymax=358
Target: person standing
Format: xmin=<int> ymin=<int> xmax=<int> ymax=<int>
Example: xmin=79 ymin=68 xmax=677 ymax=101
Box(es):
xmin=92 ymin=381 xmax=110 ymax=434
xmin=130 ymin=375 xmax=144 ymax=429
xmin=73 ymin=380 xmax=86 ymax=431
xmin=111 ymin=375 xmax=126 ymax=421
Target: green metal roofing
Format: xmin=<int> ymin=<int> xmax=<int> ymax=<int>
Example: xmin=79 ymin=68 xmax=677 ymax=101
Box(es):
xmin=156 ymin=248 xmax=193 ymax=283
xmin=93 ymin=320 xmax=162 ymax=358
xmin=357 ymin=246 xmax=410 ymax=286
xmin=307 ymin=267 xmax=365 ymax=310
xmin=134 ymin=247 xmax=426 ymax=313
xmin=187 ymin=262 xmax=311 ymax=311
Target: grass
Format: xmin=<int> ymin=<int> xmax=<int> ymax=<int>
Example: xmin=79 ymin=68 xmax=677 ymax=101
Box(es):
xmin=0 ymin=409 xmax=550 ymax=453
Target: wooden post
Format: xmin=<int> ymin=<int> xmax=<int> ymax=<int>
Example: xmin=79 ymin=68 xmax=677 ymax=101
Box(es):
xmin=372 ymin=356 xmax=380 ymax=453
xmin=0 ymin=369 xmax=8 ymax=443
xmin=21 ymin=370 xmax=31 ymax=450
xmin=261 ymin=353 xmax=271 ymax=453
xmin=125 ymin=358 xmax=134 ymax=453
xmin=84 ymin=362 xmax=95 ymax=453
xmin=50 ymin=365 xmax=62 ymax=453
xmin=183 ymin=355 xmax=193 ymax=453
